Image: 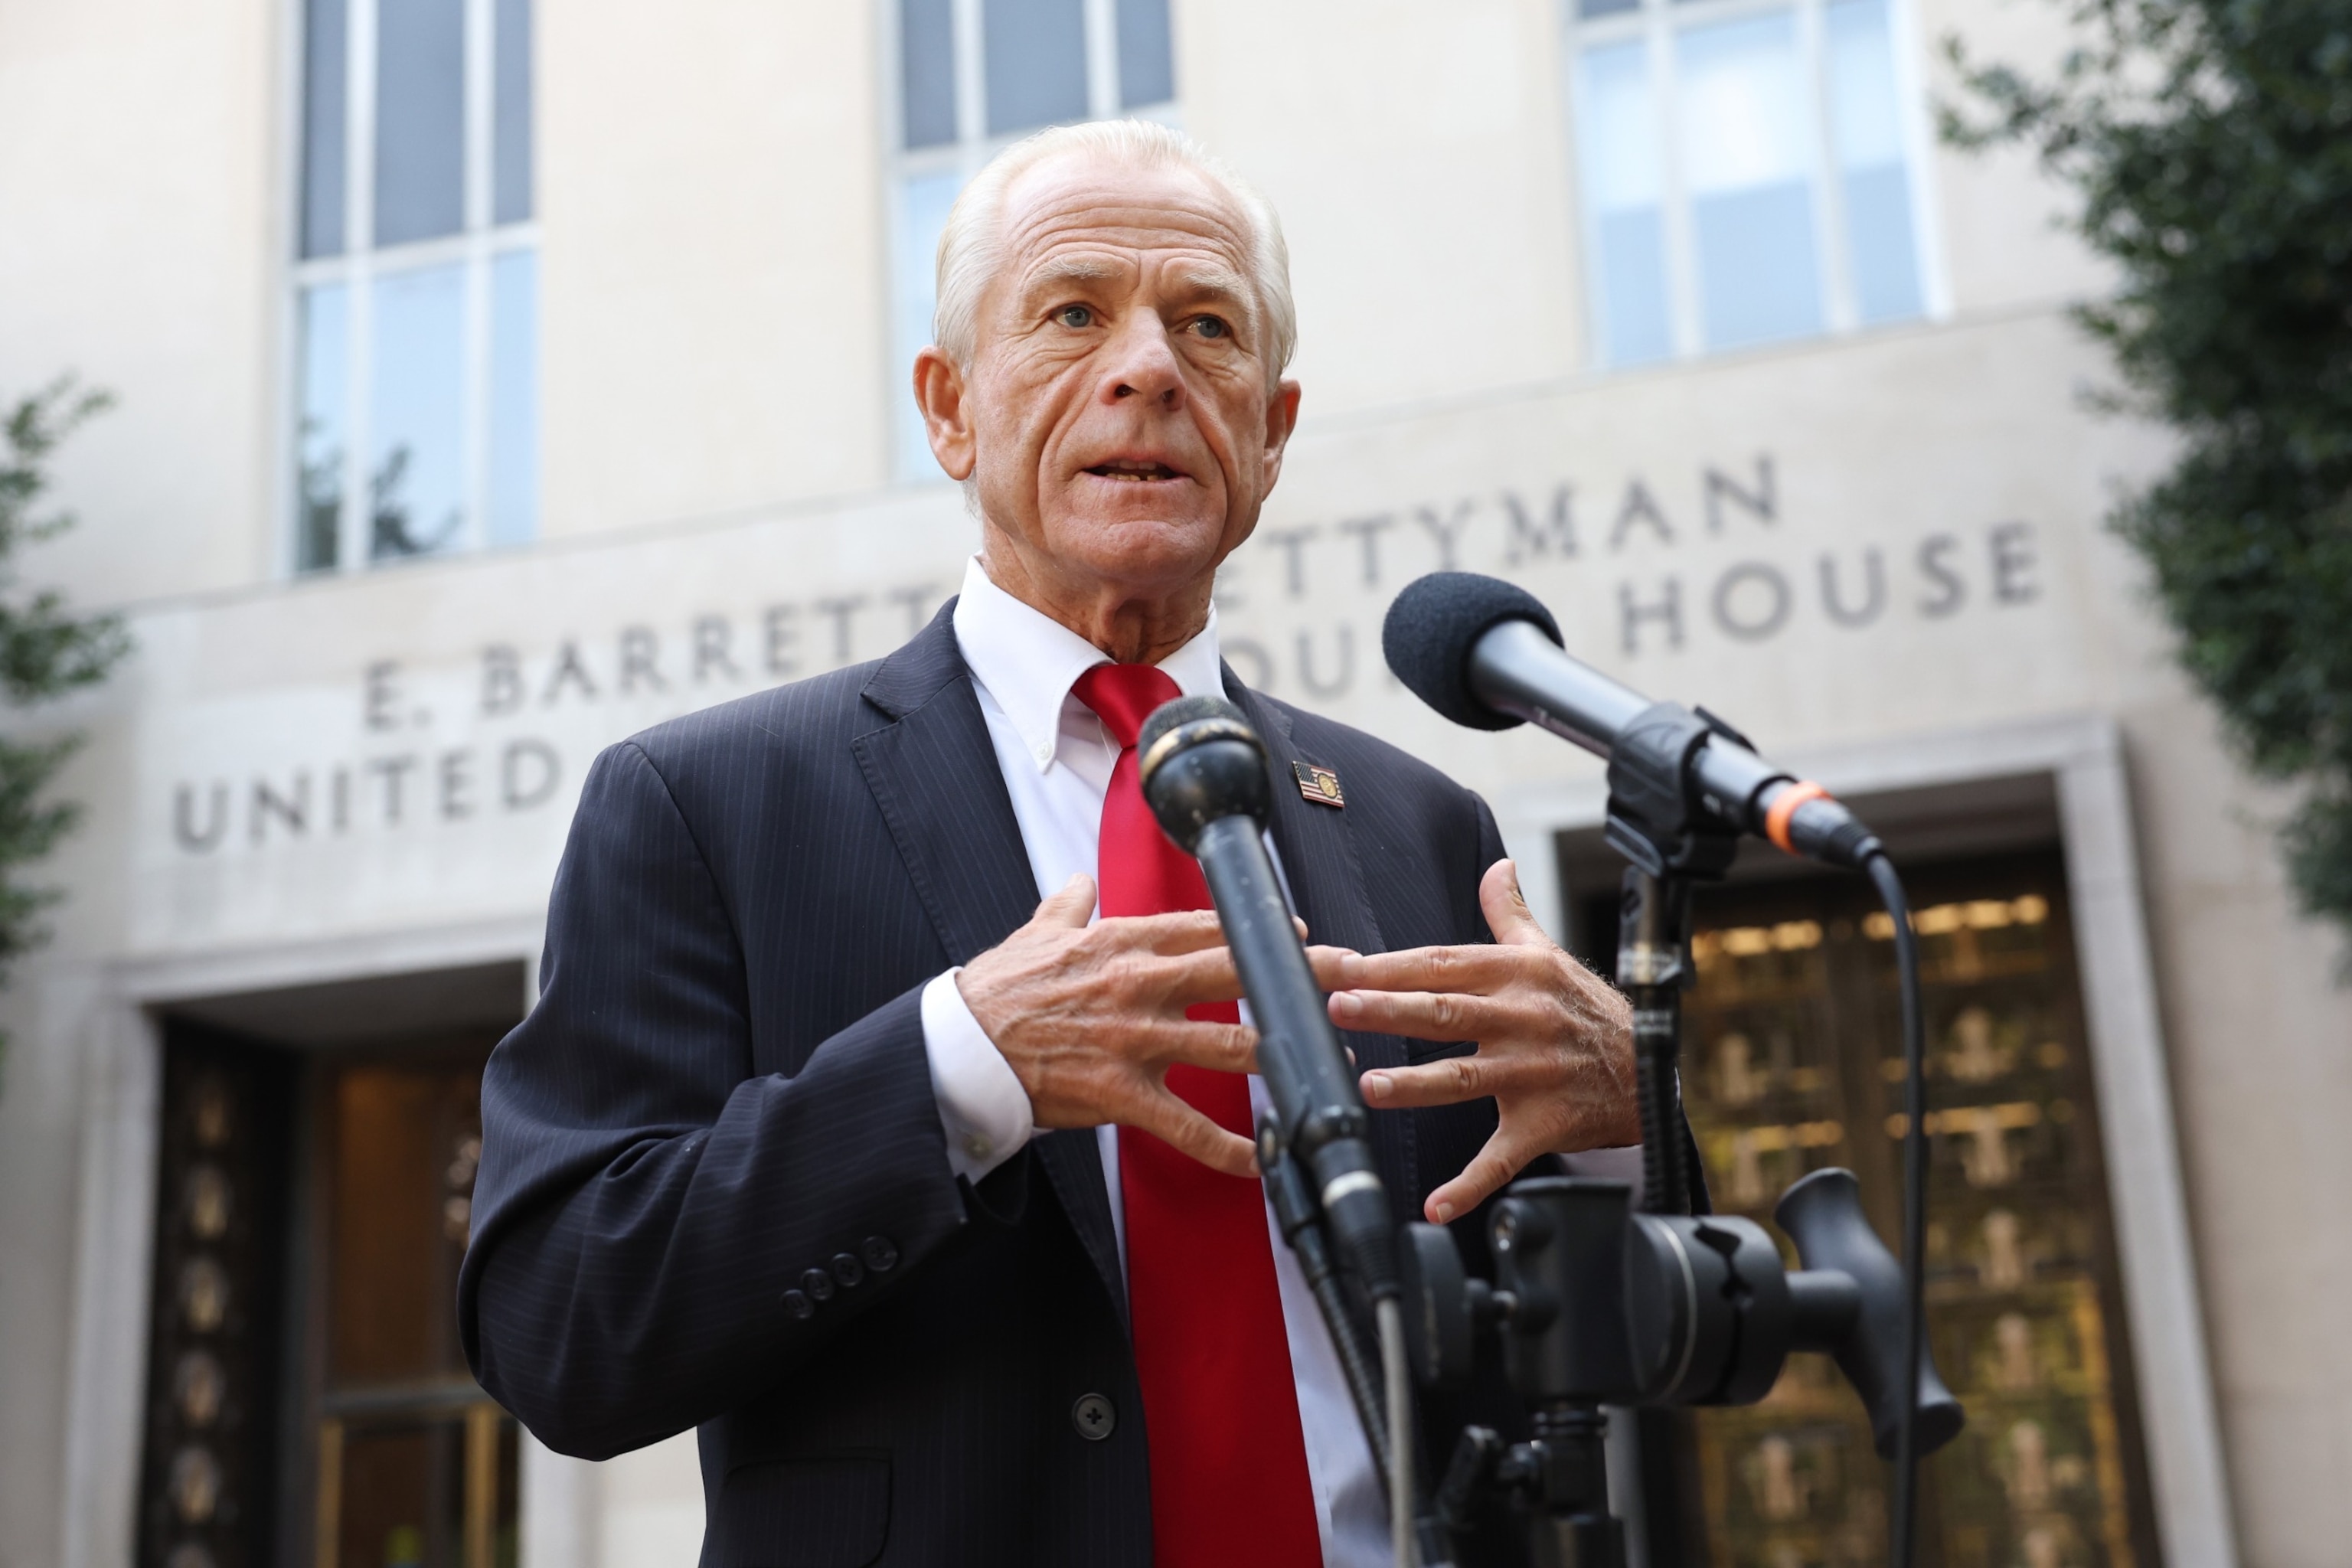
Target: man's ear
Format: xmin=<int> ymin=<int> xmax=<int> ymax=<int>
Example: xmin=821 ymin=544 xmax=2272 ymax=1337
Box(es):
xmin=1259 ymin=378 xmax=1303 ymax=494
xmin=913 ymin=347 xmax=977 ymax=481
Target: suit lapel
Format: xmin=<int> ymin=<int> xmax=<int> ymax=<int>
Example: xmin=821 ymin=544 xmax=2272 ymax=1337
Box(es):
xmin=853 ymin=606 xmax=1128 ymax=1324
xmin=1227 ymin=672 xmax=1422 ymax=1209
xmin=852 ymin=612 xmax=1037 ymax=969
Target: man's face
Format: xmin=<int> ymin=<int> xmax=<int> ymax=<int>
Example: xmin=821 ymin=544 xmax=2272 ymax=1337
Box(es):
xmin=922 ymin=155 xmax=1301 ymax=606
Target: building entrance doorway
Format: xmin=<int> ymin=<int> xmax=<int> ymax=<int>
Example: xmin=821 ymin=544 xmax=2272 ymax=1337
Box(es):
xmin=311 ymin=1050 xmax=517 ymax=1568
xmin=135 ymin=965 xmax=526 ymax=1568
xmin=1576 ymin=846 xmax=2163 ymax=1567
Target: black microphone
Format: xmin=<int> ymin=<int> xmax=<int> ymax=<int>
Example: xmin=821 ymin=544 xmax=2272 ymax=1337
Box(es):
xmin=1137 ymin=694 xmax=1399 ymax=1301
xmin=1382 ymin=571 xmax=1882 ymax=869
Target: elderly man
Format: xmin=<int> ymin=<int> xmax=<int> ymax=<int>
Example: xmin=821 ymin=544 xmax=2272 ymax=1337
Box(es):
xmin=461 ymin=121 xmax=1648 ymax=1567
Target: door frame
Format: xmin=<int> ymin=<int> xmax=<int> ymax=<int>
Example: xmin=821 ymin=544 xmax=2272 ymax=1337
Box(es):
xmin=57 ymin=914 xmax=600 ymax=1568
xmin=1493 ymin=710 xmax=2235 ymax=1568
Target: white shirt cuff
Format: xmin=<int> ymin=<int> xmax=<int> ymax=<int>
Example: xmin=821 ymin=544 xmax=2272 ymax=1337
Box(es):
xmin=920 ymin=967 xmax=1035 ymax=1185
xmin=1560 ymin=1144 xmax=1647 ymax=1210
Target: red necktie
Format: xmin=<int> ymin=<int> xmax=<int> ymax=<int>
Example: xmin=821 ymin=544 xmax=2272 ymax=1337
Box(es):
xmin=1072 ymin=663 xmax=1321 ymax=1566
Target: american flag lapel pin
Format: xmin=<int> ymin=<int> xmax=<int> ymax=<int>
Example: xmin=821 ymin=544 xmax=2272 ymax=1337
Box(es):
xmin=1292 ymin=760 xmax=1345 ymax=808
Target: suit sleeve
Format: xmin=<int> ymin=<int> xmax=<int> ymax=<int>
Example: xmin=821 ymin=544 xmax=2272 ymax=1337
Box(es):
xmin=457 ymin=740 xmax=972 ymax=1459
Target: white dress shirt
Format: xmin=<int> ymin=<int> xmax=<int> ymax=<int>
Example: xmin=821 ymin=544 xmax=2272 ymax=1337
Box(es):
xmin=917 ymin=555 xmax=1639 ymax=1566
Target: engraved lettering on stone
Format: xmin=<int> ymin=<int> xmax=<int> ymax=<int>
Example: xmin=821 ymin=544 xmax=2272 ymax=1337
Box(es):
xmin=1337 ymin=514 xmax=1396 ymax=586
xmin=618 ymin=626 xmax=666 ymax=693
xmin=1704 ymin=456 xmax=1776 ymax=534
xmin=1501 ymin=485 xmax=1577 ymax=565
xmin=1619 ymin=577 xmax=1684 ymax=655
xmin=1917 ymin=533 xmax=1967 ymax=617
xmin=1609 ymin=480 xmax=1675 ymax=550
xmin=692 ymin=616 xmax=740 ymax=683
xmin=1413 ymin=500 xmax=1474 ymax=570
xmin=1818 ymin=549 xmax=1886 ymax=628
xmin=1295 ymin=625 xmax=1354 ymax=698
xmin=175 ymin=784 xmax=228 ymax=852
xmin=1711 ymin=563 xmax=1792 ymax=642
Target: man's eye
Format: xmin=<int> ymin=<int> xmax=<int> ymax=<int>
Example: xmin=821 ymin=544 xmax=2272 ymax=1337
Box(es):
xmin=1056 ymin=305 xmax=1094 ymax=328
xmin=1192 ymin=315 xmax=1231 ymax=340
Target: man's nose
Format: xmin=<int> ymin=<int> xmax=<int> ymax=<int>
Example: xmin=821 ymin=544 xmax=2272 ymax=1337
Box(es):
xmin=1098 ymin=315 xmax=1187 ymax=410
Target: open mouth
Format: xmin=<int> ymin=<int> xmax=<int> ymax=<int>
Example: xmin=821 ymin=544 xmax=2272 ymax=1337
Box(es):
xmin=1083 ymin=459 xmax=1184 ymax=482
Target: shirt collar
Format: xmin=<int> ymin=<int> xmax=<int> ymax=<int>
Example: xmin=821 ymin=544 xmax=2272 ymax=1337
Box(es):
xmin=951 ymin=555 xmax=1226 ymax=771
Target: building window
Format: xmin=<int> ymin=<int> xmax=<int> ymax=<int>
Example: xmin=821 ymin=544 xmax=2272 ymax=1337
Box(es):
xmin=293 ymin=0 xmax=538 ymax=574
xmin=1567 ymin=0 xmax=1930 ymax=369
xmin=890 ymin=0 xmax=1178 ymax=480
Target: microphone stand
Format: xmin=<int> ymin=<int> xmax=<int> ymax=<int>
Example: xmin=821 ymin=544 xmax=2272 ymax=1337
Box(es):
xmin=1259 ymin=1114 xmax=1459 ymax=1567
xmin=1475 ymin=705 xmax=1747 ymax=1566
xmin=1138 ymin=698 xmax=1450 ymax=1565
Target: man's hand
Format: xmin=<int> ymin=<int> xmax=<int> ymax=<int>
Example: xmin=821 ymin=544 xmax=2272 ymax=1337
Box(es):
xmin=956 ymin=874 xmax=1267 ymax=1178
xmin=1327 ymin=859 xmax=1639 ymax=1223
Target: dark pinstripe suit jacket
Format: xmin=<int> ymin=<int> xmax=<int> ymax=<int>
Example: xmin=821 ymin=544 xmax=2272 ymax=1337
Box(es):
xmin=459 ymin=603 xmax=1547 ymax=1567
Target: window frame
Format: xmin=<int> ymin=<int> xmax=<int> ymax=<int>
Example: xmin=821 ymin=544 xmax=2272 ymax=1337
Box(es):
xmin=280 ymin=0 xmax=540 ymax=578
xmin=1561 ymin=0 xmax=1948 ymax=371
xmin=877 ymin=0 xmax=1181 ymax=482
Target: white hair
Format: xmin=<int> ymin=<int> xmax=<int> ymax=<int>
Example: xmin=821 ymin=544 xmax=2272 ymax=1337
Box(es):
xmin=932 ymin=119 xmax=1297 ymax=387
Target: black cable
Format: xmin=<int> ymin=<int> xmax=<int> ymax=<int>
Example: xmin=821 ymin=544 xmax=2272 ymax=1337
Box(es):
xmin=1864 ymin=851 xmax=1927 ymax=1568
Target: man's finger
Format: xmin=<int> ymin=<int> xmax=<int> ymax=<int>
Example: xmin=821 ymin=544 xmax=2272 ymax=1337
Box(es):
xmin=1358 ymin=1052 xmax=1537 ymax=1109
xmin=1479 ymin=858 xmax=1555 ymax=949
xmin=1155 ymin=946 xmax=1244 ymax=1005
xmin=1330 ymin=987 xmax=1514 ymax=1043
xmin=1333 ymin=942 xmax=1518 ymax=995
xmin=1097 ymin=907 xmax=1233 ymax=955
xmin=1147 ymin=941 xmax=1361 ymax=1006
xmin=1034 ymin=873 xmax=1099 ymax=928
xmin=1304 ymin=945 xmax=1360 ymax=988
xmin=1153 ymin=1019 xmax=1260 ymax=1076
xmin=1423 ymin=1134 xmax=1533 ymax=1223
xmin=1126 ymin=1091 xmax=1260 ymax=1179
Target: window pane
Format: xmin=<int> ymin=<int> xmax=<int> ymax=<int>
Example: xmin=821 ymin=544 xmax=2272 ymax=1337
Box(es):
xmin=368 ymin=264 xmax=467 ymax=560
xmin=1116 ymin=0 xmax=1174 ymax=109
xmin=1825 ymin=0 xmax=1902 ymax=166
xmin=900 ymin=0 xmax=958 ymax=149
xmin=374 ymin=0 xmax=466 ymax=247
xmin=1677 ymin=11 xmax=1822 ymax=350
xmin=493 ymin=0 xmax=533 ymax=225
xmin=985 ymin=0 xmax=1088 ymax=136
xmin=894 ymin=169 xmax=965 ymax=481
xmin=300 ymin=0 xmax=348 ymax=258
xmin=1579 ymin=41 xmax=1672 ymax=365
xmin=1580 ymin=0 xmax=1640 ymax=15
xmin=1841 ymin=165 xmax=1921 ymax=322
xmin=296 ymin=284 xmax=348 ymax=572
xmin=487 ymin=251 xmax=538 ymax=547
xmin=1826 ymin=0 xmax=1922 ymax=322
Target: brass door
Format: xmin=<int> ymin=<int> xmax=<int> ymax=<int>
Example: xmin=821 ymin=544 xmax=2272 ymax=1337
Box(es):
xmin=307 ymin=1050 xmax=518 ymax=1568
xmin=1581 ymin=851 xmax=2162 ymax=1568
xmin=1678 ymin=853 xmax=2160 ymax=1567
xmin=136 ymin=1027 xmax=295 ymax=1568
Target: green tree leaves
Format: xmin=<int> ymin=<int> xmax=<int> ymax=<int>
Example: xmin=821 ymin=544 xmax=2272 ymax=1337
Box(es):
xmin=1946 ymin=0 xmax=2352 ymax=946
xmin=0 ymin=379 xmax=132 ymax=1056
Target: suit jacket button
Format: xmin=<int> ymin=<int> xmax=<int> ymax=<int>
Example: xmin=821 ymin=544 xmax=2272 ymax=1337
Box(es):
xmin=830 ymin=1252 xmax=866 ymax=1289
xmin=861 ymin=1236 xmax=899 ymax=1273
xmin=1071 ymin=1393 xmax=1116 ymax=1441
xmin=799 ymin=1267 xmax=836 ymax=1303
xmin=782 ymin=1290 xmax=814 ymax=1321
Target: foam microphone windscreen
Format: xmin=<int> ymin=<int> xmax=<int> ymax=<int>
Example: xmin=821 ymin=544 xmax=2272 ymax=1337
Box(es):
xmin=1380 ymin=572 xmax=1564 ymax=731
xmin=1137 ymin=692 xmax=1249 ymax=760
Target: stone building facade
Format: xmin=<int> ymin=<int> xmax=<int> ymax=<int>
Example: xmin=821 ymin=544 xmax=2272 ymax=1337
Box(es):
xmin=2 ymin=1 xmax=2346 ymax=1565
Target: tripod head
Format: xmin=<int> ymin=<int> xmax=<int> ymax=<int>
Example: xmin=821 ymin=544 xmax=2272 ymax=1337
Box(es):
xmin=1399 ymin=1170 xmax=1963 ymax=1545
